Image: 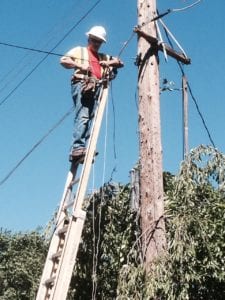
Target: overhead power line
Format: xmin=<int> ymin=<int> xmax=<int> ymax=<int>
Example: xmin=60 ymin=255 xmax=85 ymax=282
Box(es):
xmin=142 ymin=0 xmax=202 ymax=25
xmin=162 ymin=23 xmax=216 ymax=148
xmin=185 ymin=79 xmax=216 ymax=148
xmin=0 ymin=40 xmax=100 ymax=63
xmin=0 ymin=0 xmax=82 ymax=92
xmin=179 ymin=63 xmax=215 ymax=148
xmin=117 ymin=31 xmax=136 ymax=58
xmin=0 ymin=0 xmax=102 ymax=108
xmin=0 ymin=41 xmax=63 ymax=57
xmin=0 ymin=0 xmax=209 ymax=188
xmin=0 ymin=8 xmax=137 ymax=187
xmin=0 ymin=107 xmax=74 ymax=186
xmin=172 ymin=0 xmax=202 ymax=12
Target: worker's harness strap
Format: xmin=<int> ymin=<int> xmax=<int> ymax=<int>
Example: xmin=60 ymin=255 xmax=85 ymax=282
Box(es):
xmin=80 ymin=76 xmax=98 ymax=95
xmin=71 ymin=74 xmax=106 ymax=98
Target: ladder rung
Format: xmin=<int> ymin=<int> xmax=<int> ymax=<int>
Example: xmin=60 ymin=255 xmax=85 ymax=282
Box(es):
xmin=64 ymin=216 xmax=69 ymax=224
xmin=45 ymin=276 xmax=56 ymax=287
xmin=57 ymin=225 xmax=68 ymax=236
xmin=73 ymin=209 xmax=86 ymax=220
xmin=63 ymin=200 xmax=74 ymax=210
xmin=51 ymin=250 xmax=62 ymax=261
xmin=69 ymin=177 xmax=80 ymax=188
xmin=36 ymin=87 xmax=109 ymax=300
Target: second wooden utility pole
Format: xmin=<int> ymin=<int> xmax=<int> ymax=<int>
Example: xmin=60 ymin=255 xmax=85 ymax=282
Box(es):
xmin=137 ymin=0 xmax=166 ymax=269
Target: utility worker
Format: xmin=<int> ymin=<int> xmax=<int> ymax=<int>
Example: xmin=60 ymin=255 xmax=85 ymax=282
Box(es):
xmin=60 ymin=26 xmax=124 ymax=162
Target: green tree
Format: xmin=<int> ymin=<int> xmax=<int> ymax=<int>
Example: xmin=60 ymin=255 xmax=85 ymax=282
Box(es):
xmin=118 ymin=145 xmax=225 ymax=300
xmin=2 ymin=145 xmax=225 ymax=300
xmin=0 ymin=230 xmax=48 ymax=300
xmin=68 ymin=182 xmax=137 ymax=300
xmin=0 ymin=184 xmax=136 ymax=300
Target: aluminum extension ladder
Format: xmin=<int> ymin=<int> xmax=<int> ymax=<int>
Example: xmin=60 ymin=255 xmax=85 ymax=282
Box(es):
xmin=36 ymin=84 xmax=109 ymax=300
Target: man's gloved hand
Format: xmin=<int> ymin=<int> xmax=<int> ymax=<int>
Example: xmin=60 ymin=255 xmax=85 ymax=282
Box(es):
xmin=100 ymin=58 xmax=124 ymax=68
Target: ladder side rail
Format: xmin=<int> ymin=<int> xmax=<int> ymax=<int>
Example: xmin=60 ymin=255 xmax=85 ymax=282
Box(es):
xmin=50 ymin=211 xmax=86 ymax=300
xmin=36 ymin=165 xmax=79 ymax=300
xmin=36 ymin=211 xmax=68 ymax=300
xmin=55 ymin=163 xmax=78 ymax=224
xmin=50 ymin=85 xmax=109 ymax=300
xmin=73 ymin=86 xmax=108 ymax=213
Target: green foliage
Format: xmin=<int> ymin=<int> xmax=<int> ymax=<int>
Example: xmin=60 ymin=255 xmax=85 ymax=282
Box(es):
xmin=118 ymin=145 xmax=225 ymax=300
xmin=67 ymin=182 xmax=137 ymax=300
xmin=0 ymin=183 xmax=136 ymax=300
xmin=1 ymin=145 xmax=225 ymax=300
xmin=0 ymin=230 xmax=48 ymax=300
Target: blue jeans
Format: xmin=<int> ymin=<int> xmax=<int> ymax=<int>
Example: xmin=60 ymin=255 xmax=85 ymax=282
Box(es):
xmin=70 ymin=82 xmax=100 ymax=153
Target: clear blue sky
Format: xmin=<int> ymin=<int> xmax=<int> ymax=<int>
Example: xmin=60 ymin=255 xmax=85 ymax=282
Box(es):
xmin=0 ymin=0 xmax=224 ymax=231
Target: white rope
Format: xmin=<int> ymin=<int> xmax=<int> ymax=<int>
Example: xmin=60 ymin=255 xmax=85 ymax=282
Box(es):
xmin=159 ymin=18 xmax=188 ymax=58
xmin=172 ymin=0 xmax=202 ymax=12
xmin=155 ymin=20 xmax=168 ymax=62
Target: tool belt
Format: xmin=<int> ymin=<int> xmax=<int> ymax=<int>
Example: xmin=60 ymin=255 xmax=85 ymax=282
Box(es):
xmin=71 ymin=74 xmax=100 ymax=98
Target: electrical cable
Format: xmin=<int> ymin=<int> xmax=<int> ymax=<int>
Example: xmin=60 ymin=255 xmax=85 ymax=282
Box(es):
xmin=109 ymin=82 xmax=117 ymax=160
xmin=0 ymin=0 xmax=81 ymax=93
xmin=91 ymin=94 xmax=109 ymax=300
xmin=158 ymin=18 xmax=188 ymax=58
xmin=140 ymin=0 xmax=202 ymax=26
xmin=185 ymin=76 xmax=216 ymax=148
xmin=0 ymin=42 xmax=63 ymax=57
xmin=117 ymin=31 xmax=136 ymax=58
xmin=0 ymin=12 xmax=136 ymax=187
xmin=103 ymin=30 xmax=139 ymax=182
xmin=91 ymin=189 xmax=97 ymax=300
xmin=172 ymin=0 xmax=202 ymax=13
xmin=0 ymin=107 xmax=74 ymax=186
xmin=0 ymin=40 xmax=115 ymax=68
xmin=116 ymin=2 xmax=201 ymax=60
xmin=102 ymin=91 xmax=109 ymax=187
xmin=91 ymin=161 xmax=96 ymax=300
xmin=0 ymin=0 xmax=102 ymax=107
xmin=155 ymin=20 xmax=168 ymax=62
xmin=0 ymin=39 xmax=118 ymax=64
xmin=163 ymin=26 xmax=216 ymax=148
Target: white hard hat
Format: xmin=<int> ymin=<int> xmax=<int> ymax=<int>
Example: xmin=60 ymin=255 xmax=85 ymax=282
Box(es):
xmin=86 ymin=26 xmax=107 ymax=43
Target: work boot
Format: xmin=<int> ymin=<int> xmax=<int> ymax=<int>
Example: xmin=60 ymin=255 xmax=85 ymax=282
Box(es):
xmin=79 ymin=150 xmax=99 ymax=164
xmin=69 ymin=148 xmax=86 ymax=162
xmin=69 ymin=148 xmax=99 ymax=164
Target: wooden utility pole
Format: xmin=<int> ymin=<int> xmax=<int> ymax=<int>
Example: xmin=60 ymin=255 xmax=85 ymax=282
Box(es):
xmin=137 ymin=0 xmax=166 ymax=268
xmin=135 ymin=0 xmax=190 ymax=268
